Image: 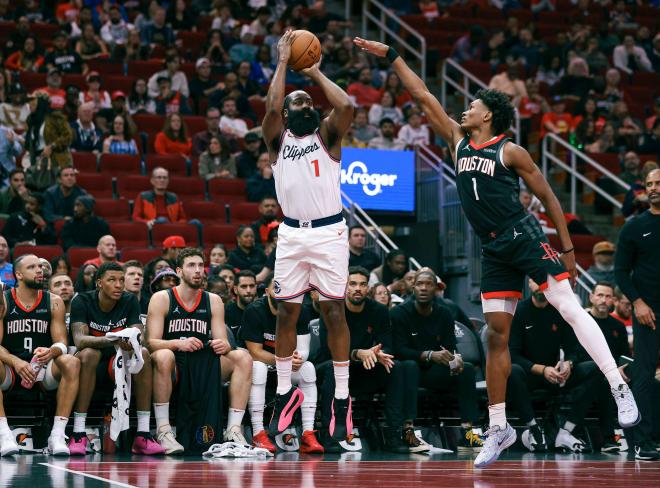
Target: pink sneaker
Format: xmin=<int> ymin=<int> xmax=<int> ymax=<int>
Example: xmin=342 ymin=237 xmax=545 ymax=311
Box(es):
xmin=68 ymin=432 xmax=88 ymax=456
xmin=132 ymin=432 xmax=166 ymax=455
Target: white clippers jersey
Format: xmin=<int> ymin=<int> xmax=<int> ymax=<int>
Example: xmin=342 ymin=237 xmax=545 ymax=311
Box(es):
xmin=273 ymin=129 xmax=342 ymax=221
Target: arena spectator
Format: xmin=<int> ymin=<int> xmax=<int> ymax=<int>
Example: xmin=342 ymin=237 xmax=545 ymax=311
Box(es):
xmin=585 ymin=122 xmax=617 ymax=154
xmin=219 ymin=97 xmax=248 ymax=139
xmin=191 ymin=108 xmax=222 ymax=157
xmin=572 ymin=98 xmax=606 ymax=136
xmin=74 ymin=262 xmax=98 ymax=293
xmin=398 ymin=109 xmax=430 ymax=147
xmin=509 ymin=28 xmax=541 ymax=70
xmin=83 ymin=234 xmax=121 ymax=267
xmin=611 ymin=101 xmax=643 ymax=149
xmin=128 ymin=79 xmax=156 ymax=115
xmin=0 ymin=236 xmax=14 ymax=287
xmin=198 ymin=135 xmax=236 ymax=179
xmin=62 ymin=85 xmax=81 ymax=123
xmin=5 ymin=16 xmax=32 ymax=55
xmin=347 ymin=67 xmax=381 ymax=107
xmin=49 ymin=272 xmax=75 ymax=316
xmin=166 ymin=0 xmax=195 ymax=32
xmin=223 ymin=269 xmax=257 ymax=343
xmin=154 ymin=113 xmax=192 ymax=158
xmin=368 ymin=118 xmax=405 ymax=150
xmin=0 ymin=169 xmax=28 ymax=218
xmin=352 ymin=108 xmax=379 ymax=144
xmin=204 ymin=29 xmax=231 ymax=72
xmin=518 ymin=79 xmax=549 ymax=146
xmin=348 ymin=225 xmax=380 ymax=271
xmin=599 ymin=69 xmax=625 ymax=115
xmin=556 ymin=57 xmax=594 ymax=102
xmin=0 ymin=127 xmax=22 ymax=185
xmin=39 ymin=68 xmax=67 ymax=110
xmin=540 ymin=96 xmax=573 ymax=138
xmin=619 ymin=151 xmax=642 ymax=186
xmin=250 ymin=45 xmax=275 ymax=85
xmin=584 ymin=36 xmax=610 ymax=74
xmin=211 ymin=5 xmax=238 ymax=33
xmin=50 ymin=255 xmax=71 ymax=277
xmin=102 ymin=114 xmax=138 ymax=155
xmin=369 ymin=249 xmax=409 ymax=292
xmin=148 ymin=54 xmax=189 ymax=99
xmin=0 ymin=82 xmax=30 ymax=131
xmin=42 ymin=166 xmax=86 ymax=223
xmin=228 ymin=225 xmax=266 ymax=274
xmin=586 ymin=241 xmax=617 ymax=286
xmin=368 ymin=282 xmax=392 ymax=308
xmin=4 ymin=35 xmax=44 ymax=72
xmin=208 ymin=72 xmax=255 ymax=122
xmin=79 ymin=71 xmax=111 ymax=113
xmin=123 ymin=260 xmax=148 ymax=314
xmin=161 ymin=235 xmax=186 ymax=266
xmin=368 ymin=90 xmax=403 ymax=126
xmin=141 ymin=6 xmax=175 ymax=48
xmin=611 ymin=288 xmax=633 ymax=345
xmin=250 ymin=196 xmax=280 ymax=248
xmin=154 ymin=75 xmax=192 ymax=116
xmin=100 ymin=5 xmax=133 ymax=53
xmin=507 ymin=279 xmax=601 ymax=453
xmin=132 ymin=167 xmax=187 ymax=229
xmin=236 ymin=60 xmax=263 ymax=100
xmin=638 ymin=119 xmax=660 ymax=160
xmin=209 ymin=244 xmax=229 ymax=274
xmin=44 ymin=30 xmax=85 ymax=74
xmin=236 ymin=132 xmax=263 ymax=178
xmin=61 ymin=195 xmax=110 ymax=250
xmin=451 ymin=25 xmax=485 ymax=63
xmin=246 ymin=152 xmax=276 ymax=202
xmin=70 ymin=102 xmax=103 ymax=153
xmin=488 ymin=64 xmax=528 ymax=106
xmin=229 ymin=29 xmax=258 ymax=65
xmin=189 ymin=58 xmax=222 ymax=114
xmin=613 ymin=34 xmax=653 ymax=74
xmin=1 ymin=191 xmax=55 ymax=248
xmin=535 ymin=55 xmax=564 ymax=87
xmin=650 ymin=33 xmax=660 ymax=72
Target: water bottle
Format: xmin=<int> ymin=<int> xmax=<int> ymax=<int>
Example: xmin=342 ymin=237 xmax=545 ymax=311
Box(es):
xmin=21 ymin=357 xmax=42 ymax=389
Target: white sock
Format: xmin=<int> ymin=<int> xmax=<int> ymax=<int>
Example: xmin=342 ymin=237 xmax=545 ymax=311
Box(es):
xmin=51 ymin=416 xmax=68 ymax=437
xmin=137 ymin=411 xmax=150 ymax=432
xmin=299 ymin=380 xmax=317 ymax=432
xmin=0 ymin=417 xmax=11 ymax=436
xmin=275 ymin=356 xmax=293 ymax=395
xmin=73 ymin=412 xmax=87 ymax=433
xmin=333 ymin=361 xmax=350 ymax=400
xmin=249 ymin=382 xmax=266 ymax=434
xmin=563 ymin=420 xmax=576 ymax=433
xmin=154 ymin=403 xmax=170 ymax=432
xmin=488 ymin=403 xmax=507 ymax=429
xmin=227 ymin=408 xmax=245 ymax=428
xmin=544 ymin=277 xmax=623 ymax=388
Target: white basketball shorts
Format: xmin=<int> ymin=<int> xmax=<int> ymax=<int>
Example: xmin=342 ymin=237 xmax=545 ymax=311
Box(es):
xmin=273 ymin=219 xmax=349 ymax=303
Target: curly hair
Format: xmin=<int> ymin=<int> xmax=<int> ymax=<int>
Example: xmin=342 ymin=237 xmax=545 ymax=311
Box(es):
xmin=474 ymin=89 xmax=514 ymax=135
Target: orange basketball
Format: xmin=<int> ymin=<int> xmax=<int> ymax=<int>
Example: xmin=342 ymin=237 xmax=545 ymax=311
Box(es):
xmin=288 ymin=30 xmax=321 ymax=71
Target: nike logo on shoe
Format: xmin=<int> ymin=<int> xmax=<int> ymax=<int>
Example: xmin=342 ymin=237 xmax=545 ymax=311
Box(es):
xmin=643 ymin=232 xmax=651 ymax=237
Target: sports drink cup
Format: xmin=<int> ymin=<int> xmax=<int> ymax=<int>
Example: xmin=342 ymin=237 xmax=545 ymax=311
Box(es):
xmin=21 ymin=357 xmax=42 ymax=389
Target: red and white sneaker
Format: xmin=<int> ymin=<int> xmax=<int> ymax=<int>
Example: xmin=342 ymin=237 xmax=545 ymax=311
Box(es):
xmin=68 ymin=432 xmax=87 ymax=456
xmin=300 ymin=430 xmax=324 ymax=454
xmin=252 ymin=430 xmax=276 ymax=454
xmin=132 ymin=432 xmax=166 ymax=455
xmin=329 ymin=397 xmax=353 ymax=441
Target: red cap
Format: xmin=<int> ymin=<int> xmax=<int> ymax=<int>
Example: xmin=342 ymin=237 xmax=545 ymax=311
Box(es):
xmin=163 ymin=235 xmax=186 ymax=248
xmin=111 ymin=90 xmax=126 ymax=101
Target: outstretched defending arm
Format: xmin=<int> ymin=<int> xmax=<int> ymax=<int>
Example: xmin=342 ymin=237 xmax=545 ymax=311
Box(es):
xmin=354 ymin=37 xmax=465 ymax=156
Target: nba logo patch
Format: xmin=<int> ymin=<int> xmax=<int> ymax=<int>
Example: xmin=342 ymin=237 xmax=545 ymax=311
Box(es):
xmin=196 ymin=425 xmax=215 ymax=445
xmin=274 ymin=280 xmax=282 ymax=294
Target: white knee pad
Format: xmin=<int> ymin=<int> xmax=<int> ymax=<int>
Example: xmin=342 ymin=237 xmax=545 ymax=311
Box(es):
xmin=252 ymin=361 xmax=269 ymax=385
xmin=481 ymin=296 xmax=518 ymax=315
xmin=41 ymin=360 xmax=59 ymax=391
xmin=292 ymin=361 xmax=316 ymax=385
xmin=0 ymin=365 xmax=12 ymax=391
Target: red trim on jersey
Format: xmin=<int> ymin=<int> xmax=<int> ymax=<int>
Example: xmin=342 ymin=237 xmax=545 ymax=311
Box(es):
xmin=273 ymin=287 xmax=312 ymax=301
xmin=173 ymin=287 xmax=202 ymax=313
xmin=539 ymin=272 xmax=571 ymax=291
xmin=481 ymin=290 xmax=523 ymax=299
xmin=309 ymin=284 xmax=345 ymax=300
xmin=316 ymin=131 xmax=341 ymax=163
xmin=469 ymin=133 xmax=505 ymax=150
xmin=11 ymin=289 xmax=43 ymax=313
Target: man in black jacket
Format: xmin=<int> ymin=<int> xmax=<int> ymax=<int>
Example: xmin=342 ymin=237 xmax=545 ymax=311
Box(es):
xmin=391 ymin=268 xmax=483 ymax=451
xmin=507 ymin=279 xmax=601 ymax=453
xmin=2 ymin=192 xmax=56 ymax=248
xmin=60 ymin=195 xmax=110 ymax=250
xmin=43 ymin=166 xmax=87 ymax=223
xmin=614 ymin=168 xmax=660 ymax=460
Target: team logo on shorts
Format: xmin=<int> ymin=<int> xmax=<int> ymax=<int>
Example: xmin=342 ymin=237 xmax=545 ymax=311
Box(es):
xmin=195 ymin=425 xmax=215 ymax=445
xmin=274 ymin=280 xmax=282 ymax=294
xmin=540 ymin=242 xmax=561 ymax=264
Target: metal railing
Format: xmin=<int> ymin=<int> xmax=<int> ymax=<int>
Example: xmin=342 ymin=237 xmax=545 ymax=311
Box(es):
xmin=440 ymin=58 xmax=521 ymax=145
xmin=361 ymin=0 xmax=427 ymax=82
xmin=341 ymin=190 xmax=422 ymax=271
xmin=541 ymin=133 xmax=630 ymax=214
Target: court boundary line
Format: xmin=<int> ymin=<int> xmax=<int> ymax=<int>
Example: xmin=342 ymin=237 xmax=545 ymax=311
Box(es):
xmin=40 ymin=463 xmax=139 ymax=488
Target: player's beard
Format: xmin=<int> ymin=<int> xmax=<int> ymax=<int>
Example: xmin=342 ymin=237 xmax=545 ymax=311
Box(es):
xmin=182 ymin=275 xmax=203 ymax=290
xmin=347 ymin=294 xmax=365 ymax=306
xmin=25 ymin=277 xmax=43 ymax=290
xmin=238 ymin=294 xmax=255 ymax=307
xmin=287 ymin=107 xmax=320 ymax=137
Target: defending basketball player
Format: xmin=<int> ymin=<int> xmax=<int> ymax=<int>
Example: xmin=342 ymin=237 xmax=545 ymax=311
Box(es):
xmin=355 ymin=37 xmax=639 ymax=467
xmin=262 ymin=30 xmax=354 ymax=440
xmin=0 ymin=254 xmax=80 ymax=457
xmin=146 ymin=248 xmax=253 ymax=454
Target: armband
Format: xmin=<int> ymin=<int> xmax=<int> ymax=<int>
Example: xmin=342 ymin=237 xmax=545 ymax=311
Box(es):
xmin=52 ymin=342 xmax=67 ymax=356
xmin=386 ymin=47 xmax=400 ymax=63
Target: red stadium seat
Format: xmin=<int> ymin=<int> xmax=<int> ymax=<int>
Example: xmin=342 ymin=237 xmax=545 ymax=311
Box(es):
xmin=208 ymin=178 xmax=247 ymax=202
xmin=88 ymin=59 xmax=124 ymax=76
xmin=0 ymin=218 xmax=5 ymax=233
xmin=116 ymin=175 xmax=151 ymax=199
xmin=170 ymin=176 xmax=205 ymax=202
xmin=229 ymin=202 xmax=259 ymax=223
xmin=62 ymin=74 xmax=86 ymax=90
xmin=145 ymin=154 xmax=188 ymax=176
xmin=572 ymin=235 xmax=605 ymax=254
xmin=204 ymin=224 xmax=240 ymax=247
xmin=99 ymin=154 xmax=143 ymax=176
xmin=67 ymin=247 xmax=100 ymax=268
xmin=72 ymin=152 xmax=98 ymax=172
xmin=185 ymin=201 xmax=225 ymax=224
xmin=152 ymin=223 xmax=200 ymax=247
xmin=127 ymin=60 xmax=163 ymax=79
xmin=182 ymin=116 xmax=207 ymax=135
xmin=249 ymin=98 xmax=266 ymax=123
xmin=19 ymin=72 xmax=47 ymax=93
xmin=13 ymin=245 xmax=64 ymax=262
xmin=76 ymin=173 xmax=114 ymax=199
xmin=120 ymin=247 xmax=162 ymax=264
xmin=110 ymin=222 xmax=150 ymax=248
xmin=94 ymin=198 xmax=131 ymax=222
xmin=590 ymin=153 xmax=621 ymax=175
xmin=134 ymin=114 xmax=166 ymax=134
xmin=104 ymin=75 xmax=136 ymax=96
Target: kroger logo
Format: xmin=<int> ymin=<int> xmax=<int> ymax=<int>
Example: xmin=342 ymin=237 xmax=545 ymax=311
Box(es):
xmin=340 ymin=161 xmax=398 ymax=196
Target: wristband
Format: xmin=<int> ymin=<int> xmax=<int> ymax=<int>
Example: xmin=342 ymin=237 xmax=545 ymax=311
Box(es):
xmin=351 ymin=349 xmax=360 ymax=362
xmin=52 ymin=342 xmax=67 ymax=356
xmin=560 ymin=247 xmax=574 ymax=254
xmin=386 ymin=47 xmax=400 ymax=63
xmin=426 ymin=350 xmax=433 ymax=363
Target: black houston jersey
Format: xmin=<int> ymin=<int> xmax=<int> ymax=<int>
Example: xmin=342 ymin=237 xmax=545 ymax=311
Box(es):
xmin=3 ymin=289 xmax=52 ymax=361
xmin=454 ymin=134 xmax=526 ymax=239
xmin=163 ymin=288 xmax=212 ymax=342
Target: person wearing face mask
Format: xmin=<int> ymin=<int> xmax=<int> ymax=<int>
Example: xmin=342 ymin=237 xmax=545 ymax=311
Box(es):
xmin=586 ymin=241 xmax=616 ymax=286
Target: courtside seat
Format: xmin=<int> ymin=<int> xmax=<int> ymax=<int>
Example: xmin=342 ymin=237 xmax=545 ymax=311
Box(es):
xmin=68 ymin=247 xmax=101 ymax=267
xmin=120 ymin=247 xmax=162 ymax=264
xmin=109 ymin=222 xmax=150 ymax=248
xmin=13 ymin=245 xmax=63 ymax=262
xmin=76 ymin=173 xmax=114 ymax=199
xmin=99 ymin=153 xmax=143 ymax=177
xmin=151 ymin=223 xmax=201 ymax=247
xmin=94 ymin=198 xmax=131 ymax=222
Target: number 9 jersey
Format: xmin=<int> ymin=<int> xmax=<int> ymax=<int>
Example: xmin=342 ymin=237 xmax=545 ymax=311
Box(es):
xmin=2 ymin=289 xmax=52 ymax=361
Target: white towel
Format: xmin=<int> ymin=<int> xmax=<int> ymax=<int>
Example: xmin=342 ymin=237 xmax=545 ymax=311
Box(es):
xmin=106 ymin=328 xmax=144 ymax=441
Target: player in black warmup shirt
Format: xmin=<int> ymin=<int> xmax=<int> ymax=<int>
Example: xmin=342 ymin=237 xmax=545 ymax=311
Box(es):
xmin=0 ymin=254 xmax=79 ymax=457
xmin=224 ymin=270 xmax=258 ymax=347
xmin=70 ymin=262 xmax=164 ymax=456
xmin=147 ymin=248 xmax=253 ymax=454
xmin=355 ymin=36 xmax=639 ymax=468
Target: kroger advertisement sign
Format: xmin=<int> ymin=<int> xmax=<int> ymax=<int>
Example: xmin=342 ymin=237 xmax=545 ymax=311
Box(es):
xmin=340 ymin=148 xmax=415 ymax=212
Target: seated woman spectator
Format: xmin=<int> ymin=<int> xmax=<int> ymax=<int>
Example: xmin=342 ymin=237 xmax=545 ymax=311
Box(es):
xmin=167 ymin=0 xmax=195 ymax=32
xmin=381 ymin=71 xmax=412 ymax=107
xmin=227 ymin=225 xmax=266 ymax=274
xmin=154 ymin=113 xmax=192 ymax=157
xmin=535 ymin=55 xmax=564 ymax=87
xmin=573 ymin=119 xmax=597 ymax=150
xmin=368 ymin=282 xmax=393 ymax=308
xmin=250 ymin=45 xmax=275 ymax=85
xmin=585 ymin=122 xmax=618 ymax=153
xmin=50 ymin=255 xmax=71 ymax=277
xmin=369 ymin=249 xmax=409 ymax=294
xmin=147 ymin=53 xmax=189 ymax=99
xmin=0 ymin=82 xmax=30 ymax=131
xmin=398 ymin=109 xmax=430 ymax=146
xmin=556 ymin=57 xmax=594 ymax=102
xmin=75 ymin=23 xmax=109 ymax=61
xmin=103 ymin=114 xmax=138 ymax=154
xmin=204 ymin=29 xmax=231 ymax=74
xmin=128 ymin=78 xmax=156 ymax=115
xmin=79 ymin=71 xmax=111 ymax=112
xmin=209 ymin=243 xmax=228 ymax=274
xmin=368 ymin=90 xmax=404 ymax=126
xmin=198 ymin=135 xmax=236 ymax=179
xmin=598 ymin=68 xmax=625 ymax=114
xmin=75 ymin=262 xmax=98 ymax=293
xmin=572 ymin=97 xmax=606 ymax=135
xmin=4 ymin=36 xmax=44 ymax=72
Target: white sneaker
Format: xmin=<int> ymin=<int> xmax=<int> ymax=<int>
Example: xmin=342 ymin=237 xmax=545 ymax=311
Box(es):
xmin=521 ymin=425 xmax=547 ymax=452
xmin=555 ymin=428 xmax=587 ymax=453
xmin=474 ymin=424 xmax=516 ymax=468
xmin=0 ymin=431 xmax=19 ymax=457
xmin=224 ymin=425 xmax=248 ymax=446
xmin=156 ymin=429 xmax=184 ymax=455
xmin=48 ymin=433 xmax=70 ymax=456
xmin=611 ymin=384 xmax=640 ymax=428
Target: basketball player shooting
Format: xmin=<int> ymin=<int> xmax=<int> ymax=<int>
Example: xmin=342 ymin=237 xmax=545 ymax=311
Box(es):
xmin=262 ymin=30 xmax=355 ymax=441
xmin=354 ymin=37 xmax=639 ymax=467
